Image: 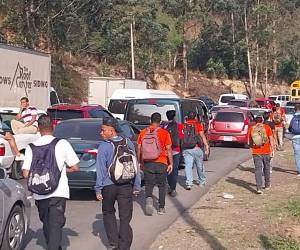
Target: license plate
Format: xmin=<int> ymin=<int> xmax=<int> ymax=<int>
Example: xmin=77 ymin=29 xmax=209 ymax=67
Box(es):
xmin=223 ymin=136 xmax=232 ymax=141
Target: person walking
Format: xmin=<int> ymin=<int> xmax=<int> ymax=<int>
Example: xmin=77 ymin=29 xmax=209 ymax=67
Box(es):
xmin=161 ymin=110 xmax=183 ymax=197
xmin=11 ymin=97 xmax=38 ymax=134
xmin=22 ymin=115 xmax=80 ymax=250
xmin=271 ymin=103 xmax=286 ymax=151
xmin=289 ymin=103 xmax=300 ymax=176
xmin=137 ymin=112 xmax=173 ymax=215
xmin=182 ymin=111 xmax=209 ymax=190
xmin=95 ymin=117 xmax=141 ymax=250
xmin=248 ymin=115 xmax=275 ymax=194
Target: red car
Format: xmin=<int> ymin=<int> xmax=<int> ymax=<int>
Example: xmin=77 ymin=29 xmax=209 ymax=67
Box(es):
xmin=47 ymin=104 xmax=113 ymax=126
xmin=208 ymin=108 xmax=255 ymax=146
xmin=255 ymin=98 xmax=276 ymax=110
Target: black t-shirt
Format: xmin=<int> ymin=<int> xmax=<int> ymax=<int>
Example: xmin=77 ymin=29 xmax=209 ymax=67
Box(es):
xmin=264 ymin=120 xmax=275 ymax=131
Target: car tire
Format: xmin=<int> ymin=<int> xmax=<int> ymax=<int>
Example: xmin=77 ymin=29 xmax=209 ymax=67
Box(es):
xmin=1 ymin=205 xmax=25 ymax=250
xmin=11 ymin=161 xmax=24 ymax=180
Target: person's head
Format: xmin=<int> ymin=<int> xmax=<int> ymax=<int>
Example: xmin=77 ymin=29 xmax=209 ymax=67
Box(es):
xmin=20 ymin=97 xmax=29 ymax=109
xmin=150 ymin=112 xmax=161 ymax=126
xmin=100 ymin=117 xmax=118 ymax=140
xmin=255 ymin=115 xmax=263 ymax=124
xmin=276 ymin=103 xmax=281 ymax=110
xmin=272 ymin=106 xmax=276 ymax=112
xmin=38 ymin=115 xmax=53 ymax=135
xmin=295 ymin=104 xmax=300 ymax=112
xmin=263 ymin=111 xmax=271 ymax=121
xmin=166 ymin=110 xmax=176 ymax=121
xmin=187 ymin=111 xmax=196 ymax=120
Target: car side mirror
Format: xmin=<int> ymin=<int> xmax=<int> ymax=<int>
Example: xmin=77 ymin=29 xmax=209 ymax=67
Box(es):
xmin=0 ymin=168 xmax=7 ymax=179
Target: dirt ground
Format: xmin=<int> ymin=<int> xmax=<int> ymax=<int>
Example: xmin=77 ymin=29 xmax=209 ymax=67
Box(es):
xmin=150 ymin=141 xmax=300 ymax=250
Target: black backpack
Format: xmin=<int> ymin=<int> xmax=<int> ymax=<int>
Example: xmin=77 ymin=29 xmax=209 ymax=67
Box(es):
xmin=163 ymin=121 xmax=180 ymax=148
xmin=27 ymin=138 xmax=61 ymax=195
xmin=108 ymin=137 xmax=138 ymax=185
xmin=182 ymin=123 xmax=202 ymax=149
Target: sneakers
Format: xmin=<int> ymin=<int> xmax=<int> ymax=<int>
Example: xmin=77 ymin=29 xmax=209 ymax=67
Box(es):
xmin=257 ymin=189 xmax=263 ymax=195
xmin=145 ymin=197 xmax=154 ymax=216
xmin=186 ymin=185 xmax=192 ymax=190
xmin=264 ymin=184 xmax=271 ymax=191
xmin=193 ymin=180 xmax=206 ymax=187
xmin=157 ymin=207 xmax=166 ymax=215
xmin=168 ymin=190 xmax=177 ymax=197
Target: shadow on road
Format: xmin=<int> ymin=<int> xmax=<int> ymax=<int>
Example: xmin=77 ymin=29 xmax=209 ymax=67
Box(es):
xmin=226 ymin=176 xmax=257 ymax=194
xmin=23 ymin=227 xmax=78 ymax=249
xmin=169 ymin=196 xmax=226 ymax=250
xmin=92 ymin=214 xmax=110 ymax=248
xmin=272 ymin=166 xmax=297 ymax=175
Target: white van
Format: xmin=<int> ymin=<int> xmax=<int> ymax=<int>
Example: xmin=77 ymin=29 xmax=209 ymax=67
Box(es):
xmin=269 ymin=95 xmax=290 ymax=107
xmin=108 ymin=89 xmax=179 ymax=119
xmin=218 ymin=94 xmax=249 ymax=105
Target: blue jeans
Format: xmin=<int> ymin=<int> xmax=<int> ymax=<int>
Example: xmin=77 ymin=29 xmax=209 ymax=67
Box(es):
xmin=183 ymin=147 xmax=206 ymax=186
xmin=292 ymin=138 xmax=300 ymax=174
xmin=167 ymin=153 xmax=180 ymax=191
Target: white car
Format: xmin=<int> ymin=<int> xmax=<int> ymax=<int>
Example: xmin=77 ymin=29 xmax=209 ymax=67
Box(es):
xmin=269 ymin=95 xmax=291 ymax=107
xmin=0 ymin=107 xmax=45 ymax=179
xmin=247 ymin=107 xmax=271 ymax=119
xmin=218 ymin=94 xmax=248 ymax=105
xmin=284 ymin=106 xmax=295 ymax=133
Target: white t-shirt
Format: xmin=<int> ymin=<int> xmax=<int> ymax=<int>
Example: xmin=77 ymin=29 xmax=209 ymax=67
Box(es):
xmin=22 ymin=135 xmax=79 ymax=200
xmin=21 ymin=106 xmax=38 ymax=127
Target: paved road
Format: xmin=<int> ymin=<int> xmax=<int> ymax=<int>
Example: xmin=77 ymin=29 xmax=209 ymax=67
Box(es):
xmin=21 ymin=145 xmax=250 ymax=250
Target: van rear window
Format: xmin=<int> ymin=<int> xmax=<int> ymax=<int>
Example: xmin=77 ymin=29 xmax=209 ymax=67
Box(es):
xmin=127 ymin=103 xmax=177 ymax=125
xmin=48 ymin=110 xmax=83 ymax=120
xmin=215 ymin=112 xmax=244 ymax=122
xmin=220 ymin=96 xmax=235 ymax=103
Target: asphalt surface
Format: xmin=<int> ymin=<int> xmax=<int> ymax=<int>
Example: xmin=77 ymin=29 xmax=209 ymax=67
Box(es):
xmin=20 ymin=145 xmax=250 ymax=250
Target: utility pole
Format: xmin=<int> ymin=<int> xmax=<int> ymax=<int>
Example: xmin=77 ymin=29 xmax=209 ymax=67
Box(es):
xmin=130 ymin=17 xmax=135 ymax=79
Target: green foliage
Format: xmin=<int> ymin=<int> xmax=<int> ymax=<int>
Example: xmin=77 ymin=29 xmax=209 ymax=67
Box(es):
xmin=205 ymin=58 xmax=227 ymax=78
xmin=96 ymin=63 xmax=111 ymax=77
xmin=259 ymin=235 xmax=300 ymax=250
xmin=278 ymin=58 xmax=300 ymax=83
xmin=286 ymin=199 xmax=300 ymax=218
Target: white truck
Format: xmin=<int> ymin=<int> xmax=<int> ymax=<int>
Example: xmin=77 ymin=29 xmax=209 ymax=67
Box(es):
xmin=88 ymin=77 xmax=147 ymax=107
xmin=0 ymin=44 xmax=59 ymax=178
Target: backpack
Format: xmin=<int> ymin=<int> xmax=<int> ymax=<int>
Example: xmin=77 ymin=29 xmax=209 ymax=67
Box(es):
xmin=251 ymin=124 xmax=268 ymax=147
xmin=108 ymin=137 xmax=138 ymax=185
xmin=162 ymin=121 xmax=179 ymax=148
xmin=141 ymin=127 xmax=161 ymax=161
xmin=273 ymin=111 xmax=282 ymax=125
xmin=182 ymin=123 xmax=201 ymax=149
xmin=289 ymin=115 xmax=300 ymax=135
xmin=27 ymin=138 xmax=61 ymax=195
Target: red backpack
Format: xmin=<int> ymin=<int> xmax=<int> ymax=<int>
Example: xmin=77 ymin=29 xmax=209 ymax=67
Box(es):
xmin=141 ymin=128 xmax=161 ymax=161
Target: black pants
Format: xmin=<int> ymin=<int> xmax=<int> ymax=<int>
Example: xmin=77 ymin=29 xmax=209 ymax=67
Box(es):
xmin=102 ymin=184 xmax=133 ymax=250
xmin=167 ymin=154 xmax=180 ymax=191
xmin=144 ymin=162 xmax=167 ymax=208
xmin=35 ymin=197 xmax=66 ymax=250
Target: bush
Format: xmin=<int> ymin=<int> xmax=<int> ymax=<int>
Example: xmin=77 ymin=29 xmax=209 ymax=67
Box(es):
xmin=205 ymin=58 xmax=227 ymax=78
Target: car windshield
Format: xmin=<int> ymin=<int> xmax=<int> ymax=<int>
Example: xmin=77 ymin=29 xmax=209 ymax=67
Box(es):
xmin=88 ymin=109 xmax=112 ymax=118
xmin=48 ymin=110 xmax=83 ymax=120
xmin=284 ymin=107 xmax=295 ymax=114
xmin=220 ymin=96 xmax=235 ymax=103
xmin=127 ymin=103 xmax=177 ymax=125
xmin=108 ymin=100 xmax=128 ymax=114
xmin=210 ymin=106 xmax=224 ymax=113
xmin=255 ymin=100 xmax=264 ymax=107
xmin=215 ymin=112 xmax=244 ymax=122
xmin=249 ymin=109 xmax=265 ymax=117
xmin=269 ymin=96 xmax=277 ymax=101
xmin=0 ymin=112 xmax=16 ymax=129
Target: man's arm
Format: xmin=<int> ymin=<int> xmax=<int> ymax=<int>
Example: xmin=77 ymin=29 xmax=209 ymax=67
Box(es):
xmin=166 ymin=144 xmax=173 ymax=174
xmin=199 ymin=131 xmax=209 ymax=155
xmin=22 ymin=145 xmax=32 ymax=178
xmin=137 ymin=144 xmax=142 ymax=164
xmin=25 ymin=115 xmax=37 ymax=127
xmin=66 ymin=164 xmax=79 ymax=173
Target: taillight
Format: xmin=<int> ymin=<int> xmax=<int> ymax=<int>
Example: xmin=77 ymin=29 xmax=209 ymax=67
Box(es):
xmin=0 ymin=144 xmax=5 ymax=156
xmin=52 ymin=119 xmax=62 ymax=127
xmin=84 ymin=149 xmax=98 ymax=156
xmin=242 ymin=119 xmax=249 ymax=131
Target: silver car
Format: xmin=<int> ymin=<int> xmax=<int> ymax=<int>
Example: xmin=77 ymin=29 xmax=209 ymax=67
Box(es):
xmin=0 ymin=168 xmax=30 ymax=250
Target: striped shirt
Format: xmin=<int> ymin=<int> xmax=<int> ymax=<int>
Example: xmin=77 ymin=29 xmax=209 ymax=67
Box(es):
xmin=21 ymin=106 xmax=38 ymax=127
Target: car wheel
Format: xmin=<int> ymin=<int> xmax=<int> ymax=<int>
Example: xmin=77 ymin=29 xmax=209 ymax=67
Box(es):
xmin=11 ymin=161 xmax=24 ymax=180
xmin=1 ymin=205 xmax=25 ymax=250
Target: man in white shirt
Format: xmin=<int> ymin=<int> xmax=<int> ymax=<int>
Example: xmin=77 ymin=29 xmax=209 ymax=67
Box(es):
xmin=22 ymin=115 xmax=79 ymax=250
xmin=11 ymin=97 xmax=38 ymax=134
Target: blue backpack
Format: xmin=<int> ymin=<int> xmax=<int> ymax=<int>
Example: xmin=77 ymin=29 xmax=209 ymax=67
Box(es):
xmin=289 ymin=115 xmax=300 ymax=135
xmin=27 ymin=138 xmax=61 ymax=195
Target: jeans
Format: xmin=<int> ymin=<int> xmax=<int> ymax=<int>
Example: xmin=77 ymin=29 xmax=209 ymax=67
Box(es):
xmin=253 ymin=155 xmax=271 ymax=189
xmin=35 ymin=197 xmax=66 ymax=250
xmin=102 ymin=184 xmax=133 ymax=250
xmin=292 ymin=138 xmax=300 ymax=174
xmin=275 ymin=127 xmax=284 ymax=148
xmin=143 ymin=162 xmax=167 ymax=208
xmin=183 ymin=147 xmax=206 ymax=186
xmin=167 ymin=153 xmax=180 ymax=191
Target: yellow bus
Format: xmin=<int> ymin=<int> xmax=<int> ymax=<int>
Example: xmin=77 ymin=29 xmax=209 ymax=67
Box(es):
xmin=290 ymin=80 xmax=300 ymax=101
